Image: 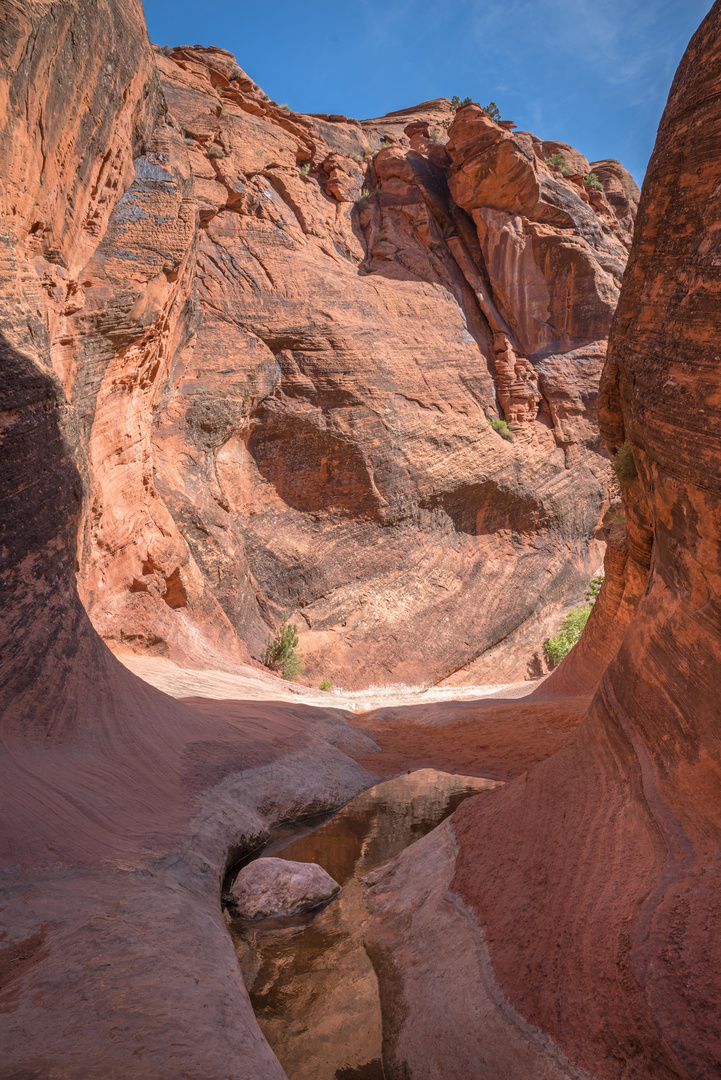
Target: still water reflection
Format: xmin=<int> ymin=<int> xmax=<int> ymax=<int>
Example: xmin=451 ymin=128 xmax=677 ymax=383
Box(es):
xmin=227 ymin=768 xmax=501 ymax=1080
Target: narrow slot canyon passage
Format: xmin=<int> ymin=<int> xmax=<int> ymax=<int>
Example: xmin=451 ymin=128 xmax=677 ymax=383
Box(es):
xmin=226 ymin=770 xmax=501 ymax=1080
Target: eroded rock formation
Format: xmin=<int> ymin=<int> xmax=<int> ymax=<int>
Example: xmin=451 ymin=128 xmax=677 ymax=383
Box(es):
xmin=9 ymin=0 xmax=712 ymax=1076
xmin=230 ymin=857 xmax=340 ymax=918
xmin=0 ymin=15 xmax=638 ymax=687
xmin=365 ymin=4 xmax=721 ymax=1077
xmin=0 ymin=5 xmax=375 ymax=1076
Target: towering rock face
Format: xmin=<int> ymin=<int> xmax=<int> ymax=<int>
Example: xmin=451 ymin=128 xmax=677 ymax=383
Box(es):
xmin=2 ymin=1 xmax=715 ymax=1077
xmin=366 ymin=4 xmax=721 ymax=1077
xmin=0 ymin=15 xmax=374 ymax=1080
xmin=5 ymin=32 xmax=637 ymax=687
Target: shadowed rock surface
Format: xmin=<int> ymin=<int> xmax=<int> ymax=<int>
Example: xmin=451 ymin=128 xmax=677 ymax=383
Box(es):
xmin=364 ymin=5 xmax=721 ymax=1077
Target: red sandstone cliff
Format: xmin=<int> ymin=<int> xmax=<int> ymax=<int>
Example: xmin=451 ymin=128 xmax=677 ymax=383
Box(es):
xmin=1 ymin=2 xmax=717 ymax=1078
xmin=1 ymin=26 xmax=637 ymax=687
xmin=0 ymin=6 xmax=377 ymax=1075
xmin=365 ymin=5 xmax=721 ymax=1077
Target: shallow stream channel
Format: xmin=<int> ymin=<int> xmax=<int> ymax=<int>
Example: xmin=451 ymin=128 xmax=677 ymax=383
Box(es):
xmin=224 ymin=768 xmax=502 ymax=1080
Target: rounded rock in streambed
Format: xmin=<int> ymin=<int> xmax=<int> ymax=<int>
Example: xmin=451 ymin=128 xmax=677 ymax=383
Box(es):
xmin=230 ymin=857 xmax=340 ymax=918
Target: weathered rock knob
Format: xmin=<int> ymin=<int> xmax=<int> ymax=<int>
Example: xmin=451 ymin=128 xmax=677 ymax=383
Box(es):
xmin=230 ymin=857 xmax=340 ymax=918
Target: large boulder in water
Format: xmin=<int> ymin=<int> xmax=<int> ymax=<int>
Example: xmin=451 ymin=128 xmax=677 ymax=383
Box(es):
xmin=231 ymin=857 xmax=340 ymax=918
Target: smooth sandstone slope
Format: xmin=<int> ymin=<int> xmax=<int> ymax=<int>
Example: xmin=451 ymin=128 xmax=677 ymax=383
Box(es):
xmin=0 ymin=5 xmax=376 ymax=1076
xmin=365 ymin=5 xmax=721 ymax=1078
xmin=41 ymin=37 xmax=637 ymax=687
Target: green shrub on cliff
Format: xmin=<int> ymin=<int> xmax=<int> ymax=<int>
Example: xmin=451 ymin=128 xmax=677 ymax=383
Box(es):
xmin=613 ymin=441 xmax=638 ymax=487
xmin=546 ymin=153 xmax=572 ymax=176
xmin=586 ymin=574 xmax=604 ymax=603
xmin=584 ymin=172 xmax=604 ymax=191
xmin=544 ymin=573 xmax=604 ymax=666
xmin=544 ymin=606 xmax=591 ymax=666
xmin=488 ymin=417 xmax=514 ymax=442
xmin=449 ymin=97 xmax=500 ymax=119
xmin=262 ymin=614 xmax=303 ymax=681
xmin=357 ymin=187 xmax=372 ymax=208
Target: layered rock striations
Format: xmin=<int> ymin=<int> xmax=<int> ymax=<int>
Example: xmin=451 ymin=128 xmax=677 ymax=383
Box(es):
xmin=365 ymin=4 xmax=721 ymax=1078
xmin=5 ymin=28 xmax=638 ymax=687
xmin=0 ymin=6 xmax=375 ymax=1076
xmin=1 ymin=0 xmax=711 ymax=1076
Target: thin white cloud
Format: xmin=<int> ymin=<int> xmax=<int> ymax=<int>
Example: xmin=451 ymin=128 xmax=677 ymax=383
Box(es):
xmin=469 ymin=0 xmax=708 ymax=99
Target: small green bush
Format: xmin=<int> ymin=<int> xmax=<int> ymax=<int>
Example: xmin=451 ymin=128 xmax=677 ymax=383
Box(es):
xmin=546 ymin=153 xmax=572 ymax=176
xmin=158 ymin=45 xmax=172 ymax=56
xmin=319 ymin=676 xmax=333 ymax=692
xmin=299 ymin=162 xmax=310 ymax=177
xmin=488 ymin=417 xmax=514 ymax=442
xmin=585 ymin=574 xmax=604 ymax=603
xmin=544 ymin=573 xmax=604 ymax=665
xmin=544 ymin=606 xmax=591 ymax=666
xmin=261 ymin=613 xmax=303 ymax=681
xmin=480 ymin=101 xmax=501 ymax=122
xmin=450 ymin=95 xmax=473 ymax=111
xmin=613 ymin=441 xmax=638 ymax=487
xmin=207 ymin=144 xmax=226 ymax=159
xmin=584 ymin=172 xmax=604 ymax=191
xmin=357 ymin=186 xmax=372 ymax=208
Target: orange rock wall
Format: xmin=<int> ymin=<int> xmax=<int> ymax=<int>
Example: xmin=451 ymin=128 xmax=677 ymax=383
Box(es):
xmin=449 ymin=5 xmax=721 ymax=1077
xmin=1 ymin=26 xmax=638 ymax=687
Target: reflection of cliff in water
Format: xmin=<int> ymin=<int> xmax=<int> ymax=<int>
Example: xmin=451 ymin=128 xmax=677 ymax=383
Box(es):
xmin=228 ymin=769 xmax=502 ymax=1080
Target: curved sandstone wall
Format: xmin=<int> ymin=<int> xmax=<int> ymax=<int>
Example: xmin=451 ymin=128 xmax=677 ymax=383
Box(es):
xmin=0 ymin=7 xmax=375 ymax=1076
xmin=367 ymin=4 xmax=721 ymax=1077
xmin=0 ymin=23 xmax=637 ymax=686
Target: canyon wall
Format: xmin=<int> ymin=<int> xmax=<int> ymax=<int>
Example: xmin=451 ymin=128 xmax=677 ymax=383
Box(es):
xmin=2 ymin=2 xmax=717 ymax=1078
xmin=366 ymin=4 xmax=721 ymax=1077
xmin=3 ymin=23 xmax=637 ymax=686
xmin=0 ymin=9 xmax=376 ymax=1078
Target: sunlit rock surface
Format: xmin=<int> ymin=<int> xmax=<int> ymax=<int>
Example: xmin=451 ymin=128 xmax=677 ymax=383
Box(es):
xmin=365 ymin=6 xmax=721 ymax=1078
xmin=0 ymin=23 xmax=637 ymax=687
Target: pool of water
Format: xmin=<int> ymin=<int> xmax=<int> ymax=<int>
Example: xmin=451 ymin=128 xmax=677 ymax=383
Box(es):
xmin=227 ymin=768 xmax=502 ymax=1080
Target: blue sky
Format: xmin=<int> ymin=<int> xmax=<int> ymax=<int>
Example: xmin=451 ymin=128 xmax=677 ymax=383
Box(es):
xmin=142 ymin=0 xmax=713 ymax=184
